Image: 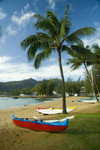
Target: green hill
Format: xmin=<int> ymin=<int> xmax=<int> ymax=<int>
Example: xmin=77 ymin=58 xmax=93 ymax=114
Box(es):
xmin=0 ymin=78 xmax=38 ymax=95
xmin=0 ymin=78 xmax=62 ymax=95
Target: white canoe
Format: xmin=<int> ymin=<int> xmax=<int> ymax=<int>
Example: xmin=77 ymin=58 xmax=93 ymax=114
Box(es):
xmin=82 ymin=100 xmax=99 ymax=103
xmin=33 ymin=116 xmax=75 ymax=122
xmin=36 ymin=106 xmax=77 ymax=115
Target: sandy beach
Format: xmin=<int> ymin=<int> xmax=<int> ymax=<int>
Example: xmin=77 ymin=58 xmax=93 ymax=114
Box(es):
xmin=0 ymin=96 xmax=100 ymax=150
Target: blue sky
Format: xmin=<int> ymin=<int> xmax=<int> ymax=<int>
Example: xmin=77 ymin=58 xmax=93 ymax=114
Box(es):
xmin=0 ymin=0 xmax=100 ymax=82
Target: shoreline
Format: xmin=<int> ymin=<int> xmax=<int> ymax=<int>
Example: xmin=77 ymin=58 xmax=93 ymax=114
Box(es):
xmin=0 ymin=96 xmax=99 ymax=114
xmin=0 ymin=95 xmax=61 ymax=98
xmin=0 ymin=97 xmax=60 ymax=110
xmin=0 ymin=96 xmax=100 ymax=150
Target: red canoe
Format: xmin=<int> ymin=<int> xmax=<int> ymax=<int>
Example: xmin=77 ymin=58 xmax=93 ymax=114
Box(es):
xmin=12 ymin=115 xmax=68 ymax=132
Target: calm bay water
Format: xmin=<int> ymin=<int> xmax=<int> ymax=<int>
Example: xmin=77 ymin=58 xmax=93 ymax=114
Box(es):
xmin=0 ymin=97 xmax=58 ymax=109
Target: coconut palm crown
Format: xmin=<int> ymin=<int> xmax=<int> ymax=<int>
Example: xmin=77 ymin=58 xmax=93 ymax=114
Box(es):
xmin=66 ymin=43 xmax=95 ymax=72
xmin=67 ymin=42 xmax=99 ymax=101
xmin=21 ymin=4 xmax=95 ymax=113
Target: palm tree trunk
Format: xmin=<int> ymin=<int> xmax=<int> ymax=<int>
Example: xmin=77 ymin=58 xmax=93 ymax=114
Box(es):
xmin=57 ymin=48 xmax=67 ymax=113
xmin=93 ymin=78 xmax=100 ymax=95
xmin=84 ymin=62 xmax=91 ymax=82
xmin=91 ymin=69 xmax=99 ymax=102
xmin=84 ymin=62 xmax=99 ymax=102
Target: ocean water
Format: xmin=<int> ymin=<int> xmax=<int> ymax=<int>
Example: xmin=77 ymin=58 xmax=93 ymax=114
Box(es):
xmin=0 ymin=97 xmax=58 ymax=109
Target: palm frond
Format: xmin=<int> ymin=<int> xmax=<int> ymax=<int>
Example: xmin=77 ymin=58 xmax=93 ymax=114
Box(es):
xmin=21 ymin=35 xmax=37 ymax=49
xmin=27 ymin=45 xmax=37 ymax=60
xmin=21 ymin=33 xmax=54 ymax=62
xmin=46 ymin=10 xmax=60 ymax=28
xmin=34 ymin=12 xmax=60 ymax=37
xmin=65 ymin=35 xmax=83 ymax=44
xmin=60 ymin=5 xmax=71 ymax=40
xmin=34 ymin=48 xmax=52 ymax=68
xmin=70 ymin=27 xmax=95 ymax=37
xmin=21 ymin=33 xmax=52 ymax=50
xmin=36 ymin=32 xmax=53 ymax=45
xmin=71 ymin=45 xmax=91 ymax=56
xmin=70 ymin=63 xmax=82 ymax=70
xmin=67 ymin=58 xmax=82 ymax=70
xmin=61 ymin=45 xmax=71 ymax=53
xmin=92 ymin=43 xmax=100 ymax=56
xmin=66 ymin=27 xmax=95 ymax=44
xmin=92 ymin=43 xmax=100 ymax=50
xmin=70 ymin=44 xmax=99 ymax=66
xmin=34 ymin=52 xmax=46 ymax=68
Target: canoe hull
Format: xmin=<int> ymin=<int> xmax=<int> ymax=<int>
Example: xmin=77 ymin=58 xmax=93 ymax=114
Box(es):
xmin=36 ymin=106 xmax=77 ymax=115
xmin=12 ymin=116 xmax=68 ymax=132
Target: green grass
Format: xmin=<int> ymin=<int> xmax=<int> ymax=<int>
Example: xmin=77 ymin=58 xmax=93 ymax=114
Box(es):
xmin=5 ymin=112 xmax=100 ymax=150
xmin=96 ymin=104 xmax=100 ymax=108
xmin=29 ymin=113 xmax=100 ymax=150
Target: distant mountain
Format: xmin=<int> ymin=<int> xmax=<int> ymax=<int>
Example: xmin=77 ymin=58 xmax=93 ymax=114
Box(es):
xmin=0 ymin=78 xmax=38 ymax=94
xmin=0 ymin=78 xmax=62 ymax=95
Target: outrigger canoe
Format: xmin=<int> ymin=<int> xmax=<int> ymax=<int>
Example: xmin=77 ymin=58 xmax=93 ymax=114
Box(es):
xmin=82 ymin=100 xmax=99 ymax=103
xmin=12 ymin=115 xmax=68 ymax=132
xmin=36 ymin=106 xmax=77 ymax=115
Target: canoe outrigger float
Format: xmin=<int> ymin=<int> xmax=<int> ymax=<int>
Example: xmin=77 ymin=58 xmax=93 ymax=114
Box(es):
xmin=12 ymin=115 xmax=69 ymax=132
xmin=36 ymin=106 xmax=77 ymax=115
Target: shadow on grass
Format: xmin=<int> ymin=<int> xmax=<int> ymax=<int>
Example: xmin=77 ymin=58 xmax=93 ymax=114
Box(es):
xmin=53 ymin=114 xmax=100 ymax=135
xmin=64 ymin=127 xmax=100 ymax=135
xmin=52 ymin=127 xmax=100 ymax=135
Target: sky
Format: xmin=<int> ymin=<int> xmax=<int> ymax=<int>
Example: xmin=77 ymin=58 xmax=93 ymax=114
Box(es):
xmin=0 ymin=0 xmax=100 ymax=82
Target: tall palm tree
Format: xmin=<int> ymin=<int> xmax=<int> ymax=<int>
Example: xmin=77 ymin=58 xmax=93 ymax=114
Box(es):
xmin=92 ymin=43 xmax=100 ymax=96
xmin=67 ymin=43 xmax=99 ymax=101
xmin=21 ymin=5 xmax=95 ymax=113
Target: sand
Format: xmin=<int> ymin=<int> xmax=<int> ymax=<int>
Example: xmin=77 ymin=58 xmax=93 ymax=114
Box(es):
xmin=0 ymin=96 xmax=100 ymax=150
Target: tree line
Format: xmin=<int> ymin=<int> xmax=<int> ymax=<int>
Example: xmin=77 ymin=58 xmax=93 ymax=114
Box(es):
xmin=12 ymin=68 xmax=100 ymax=96
xmin=12 ymin=78 xmax=83 ymax=96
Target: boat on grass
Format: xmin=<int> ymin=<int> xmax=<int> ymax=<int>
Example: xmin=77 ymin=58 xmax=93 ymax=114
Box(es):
xmin=36 ymin=106 xmax=77 ymax=115
xmin=12 ymin=115 xmax=68 ymax=132
xmin=82 ymin=100 xmax=99 ymax=103
xmin=77 ymin=97 xmax=100 ymax=102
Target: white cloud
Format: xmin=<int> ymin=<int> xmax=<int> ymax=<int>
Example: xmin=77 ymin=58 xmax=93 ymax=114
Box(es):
xmin=94 ymin=22 xmax=99 ymax=26
xmin=47 ymin=0 xmax=67 ymax=10
xmin=92 ymin=5 xmax=98 ymax=12
xmin=6 ymin=25 xmax=17 ymax=35
xmin=63 ymin=65 xmax=85 ymax=80
xmin=82 ymin=25 xmax=100 ymax=47
xmin=50 ymin=58 xmax=56 ymax=62
xmin=0 ymin=8 xmax=7 ymax=20
xmin=0 ymin=56 xmax=11 ymax=64
xmin=48 ymin=0 xmax=55 ymax=9
xmin=0 ymin=56 xmax=85 ymax=82
xmin=33 ymin=0 xmax=38 ymax=11
xmin=11 ymin=11 xmax=35 ymax=26
xmin=24 ymin=3 xmax=30 ymax=11
xmin=7 ymin=4 xmax=35 ymax=35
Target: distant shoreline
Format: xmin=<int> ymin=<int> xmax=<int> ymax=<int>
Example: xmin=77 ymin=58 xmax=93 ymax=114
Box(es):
xmin=0 ymin=95 xmax=61 ymax=98
xmin=0 ymin=96 xmax=60 ymax=110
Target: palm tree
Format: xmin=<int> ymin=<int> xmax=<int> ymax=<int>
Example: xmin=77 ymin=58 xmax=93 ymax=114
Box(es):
xmin=92 ymin=43 xmax=100 ymax=96
xmin=67 ymin=43 xmax=99 ymax=101
xmin=21 ymin=4 xmax=95 ymax=113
